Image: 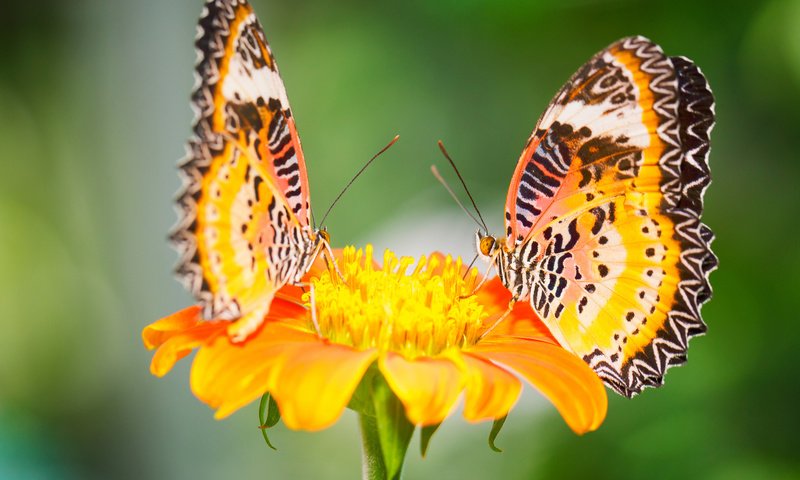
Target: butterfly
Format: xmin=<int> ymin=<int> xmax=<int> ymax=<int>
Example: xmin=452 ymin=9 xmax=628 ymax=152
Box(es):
xmin=476 ymin=36 xmax=717 ymax=396
xmin=170 ymin=0 xmax=332 ymax=342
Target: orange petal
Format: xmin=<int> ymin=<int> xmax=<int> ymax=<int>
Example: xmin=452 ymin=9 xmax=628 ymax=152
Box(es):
xmin=144 ymin=307 xmax=229 ymax=378
xmin=150 ymin=323 xmax=227 ymax=377
xmin=493 ymin=303 xmax=559 ymax=341
xmin=379 ymin=353 xmax=464 ymax=426
xmin=474 ymin=276 xmax=516 ymax=316
xmin=473 ymin=338 xmax=607 ymax=434
xmin=461 ymin=354 xmax=522 ymax=422
xmin=270 ymin=342 xmax=378 ymax=431
xmin=142 ymin=306 xmax=203 ymax=349
xmin=474 ymin=279 xmax=557 ymax=341
xmin=191 ymin=322 xmax=314 ymax=419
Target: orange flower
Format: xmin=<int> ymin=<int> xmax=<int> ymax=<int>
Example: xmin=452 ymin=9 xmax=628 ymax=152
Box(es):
xmin=143 ymin=245 xmax=607 ymax=434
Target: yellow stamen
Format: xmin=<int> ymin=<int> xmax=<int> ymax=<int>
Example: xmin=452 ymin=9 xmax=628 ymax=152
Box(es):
xmin=307 ymin=245 xmax=486 ymax=358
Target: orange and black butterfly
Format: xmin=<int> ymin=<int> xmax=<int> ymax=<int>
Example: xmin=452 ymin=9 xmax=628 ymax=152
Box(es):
xmin=171 ymin=0 xmax=331 ymax=341
xmin=476 ymin=36 xmax=717 ymax=396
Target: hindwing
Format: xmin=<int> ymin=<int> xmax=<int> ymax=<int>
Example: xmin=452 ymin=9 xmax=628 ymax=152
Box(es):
xmin=502 ymin=36 xmax=716 ymax=396
xmin=171 ymin=0 xmax=317 ymax=340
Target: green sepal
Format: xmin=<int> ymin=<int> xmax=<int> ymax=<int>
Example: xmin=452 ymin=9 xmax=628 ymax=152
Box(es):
xmin=488 ymin=415 xmax=507 ymax=453
xmin=348 ymin=365 xmax=378 ymax=417
xmin=258 ymin=392 xmax=281 ymax=450
xmin=420 ymin=422 xmax=441 ymax=457
xmin=372 ymin=374 xmax=415 ymax=480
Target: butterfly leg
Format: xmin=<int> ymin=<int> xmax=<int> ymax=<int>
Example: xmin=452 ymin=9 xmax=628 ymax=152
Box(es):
xmin=309 ymin=282 xmax=322 ymax=338
xmin=462 ymin=253 xmax=479 ymax=280
xmin=275 ymin=279 xmax=314 ymax=310
xmin=288 ymin=282 xmax=311 ymax=297
xmin=462 ymin=274 xmax=488 ymax=299
xmin=478 ymin=297 xmax=518 ymax=340
xmin=321 ymin=241 xmax=346 ymax=284
xmin=461 ymin=251 xmax=500 ymax=299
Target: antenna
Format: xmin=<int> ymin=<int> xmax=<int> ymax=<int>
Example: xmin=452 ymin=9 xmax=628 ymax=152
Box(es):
xmin=431 ymin=165 xmax=484 ymax=230
xmin=318 ymin=134 xmax=400 ymax=227
xmin=463 ymin=252 xmax=479 ymax=280
xmin=436 ymin=140 xmax=489 ymax=233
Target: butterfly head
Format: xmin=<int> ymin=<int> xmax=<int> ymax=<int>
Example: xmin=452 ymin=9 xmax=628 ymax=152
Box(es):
xmin=475 ymin=231 xmax=501 ymax=260
xmin=315 ymin=227 xmax=331 ymax=245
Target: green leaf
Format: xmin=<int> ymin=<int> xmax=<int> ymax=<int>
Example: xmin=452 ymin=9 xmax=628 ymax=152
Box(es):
xmin=420 ymin=422 xmax=441 ymax=457
xmin=488 ymin=415 xmax=507 ymax=453
xmin=372 ymin=375 xmax=415 ymax=480
xmin=258 ymin=392 xmax=281 ymax=450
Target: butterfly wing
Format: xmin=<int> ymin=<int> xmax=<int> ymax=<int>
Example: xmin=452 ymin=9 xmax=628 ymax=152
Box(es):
xmin=171 ymin=0 xmax=313 ymax=338
xmin=504 ymin=37 xmax=716 ymax=396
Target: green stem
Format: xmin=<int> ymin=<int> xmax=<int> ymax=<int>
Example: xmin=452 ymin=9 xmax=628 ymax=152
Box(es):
xmin=359 ymin=413 xmax=388 ymax=480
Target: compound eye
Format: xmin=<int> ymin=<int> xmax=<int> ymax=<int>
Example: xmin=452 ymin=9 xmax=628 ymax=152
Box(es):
xmin=479 ymin=236 xmax=496 ymax=256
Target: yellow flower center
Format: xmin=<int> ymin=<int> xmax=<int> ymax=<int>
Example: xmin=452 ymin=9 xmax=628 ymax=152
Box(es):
xmin=308 ymin=245 xmax=487 ymax=358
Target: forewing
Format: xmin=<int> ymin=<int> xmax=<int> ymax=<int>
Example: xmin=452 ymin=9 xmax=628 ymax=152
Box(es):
xmin=507 ymin=37 xmax=716 ymax=396
xmin=171 ymin=0 xmax=312 ymax=323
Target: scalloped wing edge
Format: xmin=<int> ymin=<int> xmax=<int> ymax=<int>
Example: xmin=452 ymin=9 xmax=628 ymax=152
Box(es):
xmin=584 ymin=41 xmax=717 ymax=396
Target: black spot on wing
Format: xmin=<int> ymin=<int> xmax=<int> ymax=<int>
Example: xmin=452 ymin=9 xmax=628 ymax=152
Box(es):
xmin=267 ymin=97 xmax=282 ymax=112
xmin=270 ymin=133 xmax=292 ymax=158
xmin=253 ymin=175 xmax=264 ymax=202
xmin=516 ymin=196 xmax=540 ymax=218
xmin=517 ymin=213 xmax=533 ymax=228
xmin=590 ymin=206 xmax=606 ymax=235
xmin=578 ymin=296 xmax=588 ymax=314
xmin=274 ymin=148 xmax=297 ymax=173
xmin=232 ymin=102 xmax=263 ymax=131
xmin=285 ymin=185 xmax=302 ymax=200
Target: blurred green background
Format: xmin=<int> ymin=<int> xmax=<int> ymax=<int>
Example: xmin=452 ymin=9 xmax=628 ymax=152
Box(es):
xmin=1 ymin=0 xmax=799 ymax=478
